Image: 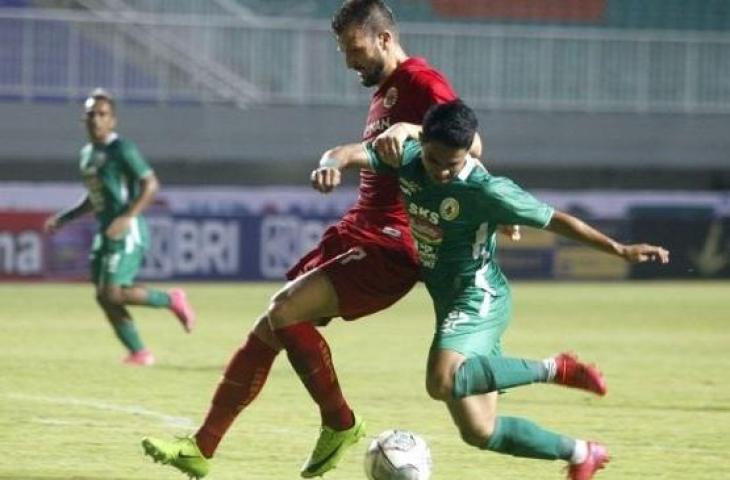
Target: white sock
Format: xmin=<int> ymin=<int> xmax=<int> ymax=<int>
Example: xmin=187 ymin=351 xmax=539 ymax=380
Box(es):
xmin=542 ymin=357 xmax=557 ymax=382
xmin=570 ymin=439 xmax=589 ymax=464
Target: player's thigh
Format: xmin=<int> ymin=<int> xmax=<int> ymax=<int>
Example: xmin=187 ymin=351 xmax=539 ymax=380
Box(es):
xmin=445 ymin=392 xmax=499 ymax=446
xmin=95 ymin=246 xmax=144 ymax=289
xmin=432 ymin=290 xmax=512 ymax=358
xmin=426 ymin=348 xmax=465 ymax=399
xmin=322 ymin=243 xmax=419 ymax=320
xmin=285 ymin=224 xmax=342 ymax=280
xmin=267 ymin=268 xmax=340 ymax=329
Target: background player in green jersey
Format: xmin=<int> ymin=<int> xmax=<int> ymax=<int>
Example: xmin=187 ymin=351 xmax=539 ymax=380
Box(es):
xmin=44 ymin=88 xmax=196 ymax=366
xmin=311 ymin=99 xmax=669 ymax=480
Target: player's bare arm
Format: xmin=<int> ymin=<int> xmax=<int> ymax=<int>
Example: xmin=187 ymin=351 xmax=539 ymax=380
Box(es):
xmin=546 ymin=210 xmax=670 ymax=264
xmin=44 ymin=194 xmax=94 ymax=233
xmin=311 ymin=142 xmax=373 ymax=194
xmin=105 ymin=172 xmax=159 ymax=239
xmin=372 ymin=122 xmax=422 ymax=165
xmin=375 ymin=122 xmax=482 ymax=165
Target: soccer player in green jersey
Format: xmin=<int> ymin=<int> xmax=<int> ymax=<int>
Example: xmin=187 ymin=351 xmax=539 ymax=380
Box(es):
xmin=44 ymin=88 xmax=196 ymax=366
xmin=311 ymin=99 xmax=670 ymax=480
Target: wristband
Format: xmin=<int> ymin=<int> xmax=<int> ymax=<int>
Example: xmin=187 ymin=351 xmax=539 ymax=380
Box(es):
xmin=319 ymin=155 xmax=339 ymax=168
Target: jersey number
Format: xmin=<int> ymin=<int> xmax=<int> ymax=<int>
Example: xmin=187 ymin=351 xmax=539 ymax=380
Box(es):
xmin=339 ymin=246 xmax=367 ymax=265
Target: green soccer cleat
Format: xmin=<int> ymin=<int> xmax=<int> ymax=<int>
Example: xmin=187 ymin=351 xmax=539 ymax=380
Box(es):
xmin=141 ymin=435 xmax=210 ymax=479
xmin=300 ymin=414 xmax=366 ymax=478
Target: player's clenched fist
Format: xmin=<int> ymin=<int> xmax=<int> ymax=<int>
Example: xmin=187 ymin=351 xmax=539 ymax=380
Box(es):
xmin=311 ymin=166 xmax=341 ymax=193
xmin=621 ymin=244 xmax=670 ymax=264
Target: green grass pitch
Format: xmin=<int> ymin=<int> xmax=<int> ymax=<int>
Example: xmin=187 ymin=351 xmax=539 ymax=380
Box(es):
xmin=1 ymin=281 xmax=728 ymax=479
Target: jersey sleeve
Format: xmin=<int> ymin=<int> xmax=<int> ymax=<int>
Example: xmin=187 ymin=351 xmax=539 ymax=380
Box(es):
xmin=365 ymin=143 xmax=397 ymax=175
xmin=119 ymin=139 xmax=153 ymax=179
xmin=400 ymin=138 xmax=422 ymax=167
xmin=479 ymin=176 xmax=554 ymax=228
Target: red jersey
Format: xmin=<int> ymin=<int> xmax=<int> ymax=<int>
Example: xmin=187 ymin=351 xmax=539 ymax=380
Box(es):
xmin=287 ymin=58 xmax=456 ymax=318
xmin=343 ymin=57 xmax=457 ymax=230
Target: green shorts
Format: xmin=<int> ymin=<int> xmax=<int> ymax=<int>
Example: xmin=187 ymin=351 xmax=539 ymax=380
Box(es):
xmin=90 ymin=234 xmax=145 ymax=287
xmin=430 ymin=286 xmax=512 ymax=358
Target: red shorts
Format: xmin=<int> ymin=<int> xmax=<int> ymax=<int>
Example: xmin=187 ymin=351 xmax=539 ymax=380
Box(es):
xmin=286 ymin=221 xmax=420 ymax=320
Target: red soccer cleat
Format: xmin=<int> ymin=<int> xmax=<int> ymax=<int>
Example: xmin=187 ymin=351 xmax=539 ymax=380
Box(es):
xmin=122 ymin=349 xmax=156 ymax=366
xmin=554 ymin=352 xmax=607 ymax=396
xmin=566 ymin=442 xmax=609 ymax=480
xmin=169 ymin=288 xmax=196 ymax=333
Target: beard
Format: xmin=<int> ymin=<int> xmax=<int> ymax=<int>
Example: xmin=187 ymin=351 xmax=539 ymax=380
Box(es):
xmin=358 ymin=60 xmax=386 ymax=87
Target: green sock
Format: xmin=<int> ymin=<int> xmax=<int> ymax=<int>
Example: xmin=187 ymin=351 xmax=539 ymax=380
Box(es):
xmin=484 ymin=416 xmax=575 ymax=461
xmin=112 ymin=319 xmax=145 ymax=352
xmin=453 ymin=355 xmax=547 ymax=398
xmin=146 ymin=289 xmax=171 ymax=308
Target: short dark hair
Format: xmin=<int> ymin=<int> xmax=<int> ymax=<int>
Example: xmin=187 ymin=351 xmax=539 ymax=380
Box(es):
xmin=332 ymin=0 xmax=397 ymax=36
xmin=422 ymin=100 xmax=478 ymax=149
xmin=85 ymin=87 xmax=115 ymax=113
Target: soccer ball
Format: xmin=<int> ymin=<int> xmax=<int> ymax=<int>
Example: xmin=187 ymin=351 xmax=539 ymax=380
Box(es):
xmin=364 ymin=430 xmax=432 ymax=480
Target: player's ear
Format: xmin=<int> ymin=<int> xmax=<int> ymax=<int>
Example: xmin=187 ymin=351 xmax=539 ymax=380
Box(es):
xmin=378 ymin=30 xmax=392 ymax=49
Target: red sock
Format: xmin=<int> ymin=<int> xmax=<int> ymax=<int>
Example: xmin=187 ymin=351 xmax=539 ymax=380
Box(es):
xmin=195 ymin=333 xmax=278 ymax=458
xmin=275 ymin=322 xmax=354 ymax=430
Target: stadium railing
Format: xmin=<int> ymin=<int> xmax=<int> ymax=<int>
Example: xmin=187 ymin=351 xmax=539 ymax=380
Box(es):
xmin=1 ymin=7 xmax=729 ymax=113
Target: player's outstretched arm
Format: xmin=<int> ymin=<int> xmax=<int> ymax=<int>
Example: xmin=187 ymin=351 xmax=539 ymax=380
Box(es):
xmin=105 ymin=172 xmax=159 ymax=239
xmin=546 ymin=210 xmax=670 ymax=264
xmin=44 ymin=194 xmax=94 ymax=234
xmin=311 ymin=142 xmax=371 ymax=194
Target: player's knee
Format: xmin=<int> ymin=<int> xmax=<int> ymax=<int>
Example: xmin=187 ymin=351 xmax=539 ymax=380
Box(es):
xmin=253 ymin=315 xmax=282 ymax=350
xmin=266 ymin=293 xmax=294 ymax=329
xmin=99 ymin=288 xmax=125 ymax=306
xmin=94 ymin=291 xmax=107 ymax=307
xmin=425 ymin=372 xmax=453 ymax=401
xmin=458 ymin=422 xmax=494 ymax=448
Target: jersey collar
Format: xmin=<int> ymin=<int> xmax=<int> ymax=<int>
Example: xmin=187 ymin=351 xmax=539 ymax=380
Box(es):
xmin=456 ymin=155 xmax=478 ymax=181
xmin=104 ymin=132 xmax=119 ymax=145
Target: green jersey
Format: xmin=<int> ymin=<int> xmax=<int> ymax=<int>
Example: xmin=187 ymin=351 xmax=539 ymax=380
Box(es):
xmin=367 ymin=139 xmax=554 ymax=305
xmin=79 ymin=133 xmax=151 ymax=248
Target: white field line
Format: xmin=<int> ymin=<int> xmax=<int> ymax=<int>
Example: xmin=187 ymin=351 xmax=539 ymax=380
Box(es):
xmin=32 ymin=417 xmax=112 ymax=427
xmin=6 ymin=393 xmax=194 ymax=428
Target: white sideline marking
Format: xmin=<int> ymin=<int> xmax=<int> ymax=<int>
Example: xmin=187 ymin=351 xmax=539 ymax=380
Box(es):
xmin=6 ymin=393 xmax=194 ymax=428
xmin=32 ymin=417 xmax=111 ymax=427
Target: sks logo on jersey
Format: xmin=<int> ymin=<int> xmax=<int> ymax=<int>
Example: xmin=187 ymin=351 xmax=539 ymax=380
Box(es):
xmin=363 ymin=116 xmax=391 ymax=139
xmin=408 ymin=202 xmax=440 ymax=225
xmin=439 ymin=197 xmax=460 ymax=221
xmin=408 ymin=200 xmax=461 ymax=225
xmin=409 ymin=202 xmax=443 ymax=250
xmin=383 ymin=87 xmax=398 ymax=109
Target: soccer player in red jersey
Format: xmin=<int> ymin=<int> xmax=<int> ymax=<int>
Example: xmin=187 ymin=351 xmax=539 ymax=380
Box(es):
xmin=141 ymin=1 xmax=481 ymax=478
